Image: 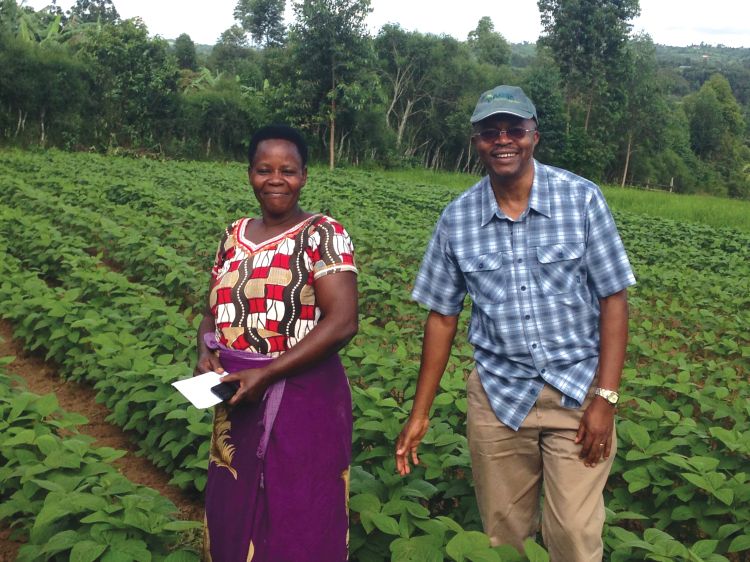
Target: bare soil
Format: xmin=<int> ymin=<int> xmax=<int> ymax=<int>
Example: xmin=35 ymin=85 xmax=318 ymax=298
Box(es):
xmin=0 ymin=320 xmax=204 ymax=560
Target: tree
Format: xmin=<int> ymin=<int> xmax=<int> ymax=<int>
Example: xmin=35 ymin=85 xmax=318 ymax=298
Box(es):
xmin=617 ymin=33 xmax=668 ymax=187
xmin=234 ymin=0 xmax=286 ymax=47
xmin=174 ymin=33 xmax=197 ymax=70
xmin=208 ymin=25 xmax=262 ymax=85
xmin=537 ymin=0 xmax=639 ymax=131
xmin=73 ymin=18 xmax=178 ymax=148
xmin=683 ymin=73 xmax=748 ymax=197
xmin=177 ymin=75 xmax=261 ymax=159
xmin=0 ymin=0 xmax=62 ymax=43
xmin=467 ymin=16 xmax=510 ymax=67
xmin=702 ymin=73 xmax=745 ymax=137
xmin=375 ymin=25 xmax=433 ymax=149
xmin=289 ymin=0 xmax=374 ymax=169
xmin=684 ymin=74 xmax=744 ymax=161
xmin=519 ymin=47 xmax=567 ymax=167
xmin=67 ymin=0 xmax=119 ymax=24
xmin=0 ymin=32 xmax=89 ymax=146
xmin=374 ymin=24 xmax=512 ymax=170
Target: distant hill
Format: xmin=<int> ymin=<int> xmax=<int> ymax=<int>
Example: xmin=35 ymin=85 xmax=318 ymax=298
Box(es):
xmin=506 ymin=41 xmax=750 ymax=104
xmin=654 ymin=44 xmax=750 ymax=104
xmin=195 ymin=44 xmax=213 ymax=57
xmin=655 ymin=44 xmax=750 ymax=68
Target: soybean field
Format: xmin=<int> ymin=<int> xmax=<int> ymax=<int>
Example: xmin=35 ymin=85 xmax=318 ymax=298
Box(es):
xmin=0 ymin=148 xmax=748 ymax=562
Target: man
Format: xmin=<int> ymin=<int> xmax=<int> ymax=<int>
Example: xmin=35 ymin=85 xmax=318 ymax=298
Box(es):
xmin=395 ymin=85 xmax=635 ymax=561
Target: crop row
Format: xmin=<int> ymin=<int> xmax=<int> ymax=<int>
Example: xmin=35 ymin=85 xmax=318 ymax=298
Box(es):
xmin=0 ymin=366 xmax=200 ymax=561
xmin=0 ymin=213 xmax=211 ymax=490
xmin=0 ymin=201 xmax=523 ymax=561
xmin=1 ymin=148 xmax=749 ymax=560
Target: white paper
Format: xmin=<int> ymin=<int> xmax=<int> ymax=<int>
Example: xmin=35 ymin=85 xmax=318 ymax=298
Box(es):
xmin=172 ymin=371 xmax=227 ymax=409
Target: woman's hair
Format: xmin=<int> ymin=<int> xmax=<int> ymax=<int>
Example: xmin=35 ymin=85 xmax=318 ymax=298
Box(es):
xmin=247 ymin=124 xmax=309 ymax=168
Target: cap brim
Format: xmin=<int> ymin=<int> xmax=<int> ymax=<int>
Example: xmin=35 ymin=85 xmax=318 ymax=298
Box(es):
xmin=470 ymin=108 xmax=535 ymax=124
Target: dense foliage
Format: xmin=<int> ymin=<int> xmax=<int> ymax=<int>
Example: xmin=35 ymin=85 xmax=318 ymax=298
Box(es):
xmin=0 ymin=0 xmax=748 ymax=197
xmin=0 ymin=148 xmax=748 ymax=561
xmin=0 ymin=367 xmax=201 ymax=560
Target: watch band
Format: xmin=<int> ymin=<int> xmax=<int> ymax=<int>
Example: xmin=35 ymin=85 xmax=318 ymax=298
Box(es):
xmin=594 ymin=387 xmax=619 ymax=405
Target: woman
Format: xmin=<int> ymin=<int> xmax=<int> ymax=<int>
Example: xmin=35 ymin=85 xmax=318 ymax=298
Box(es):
xmin=194 ymin=124 xmax=358 ymax=561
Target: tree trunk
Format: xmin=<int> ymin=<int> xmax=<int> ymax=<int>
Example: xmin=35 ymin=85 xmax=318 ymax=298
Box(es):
xmin=15 ymin=109 xmax=26 ymax=137
xmin=329 ymin=65 xmax=336 ymax=170
xmin=337 ymin=129 xmax=349 ymax=162
xmin=206 ymin=136 xmax=212 ymax=158
xmin=40 ymin=107 xmax=46 ymax=147
xmin=464 ymin=136 xmax=473 ymax=172
xmin=329 ymin=100 xmax=335 ymax=170
xmin=385 ymin=68 xmax=404 ymax=131
xmin=430 ymin=146 xmax=441 ymax=170
xmin=396 ymin=99 xmax=414 ymax=148
xmin=620 ymin=131 xmax=633 ymax=188
xmin=454 ymin=149 xmax=464 ymax=172
xmin=584 ymin=91 xmax=594 ymax=133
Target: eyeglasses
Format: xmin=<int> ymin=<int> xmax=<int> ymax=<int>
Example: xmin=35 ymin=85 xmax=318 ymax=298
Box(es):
xmin=473 ymin=127 xmax=536 ymax=142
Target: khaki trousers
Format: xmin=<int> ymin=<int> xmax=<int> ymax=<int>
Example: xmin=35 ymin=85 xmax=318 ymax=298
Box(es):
xmin=466 ymin=369 xmax=615 ymax=562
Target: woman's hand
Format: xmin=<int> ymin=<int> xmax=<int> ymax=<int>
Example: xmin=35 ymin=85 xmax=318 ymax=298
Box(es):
xmin=220 ymin=368 xmax=273 ymax=406
xmin=194 ymin=350 xmax=224 ymax=376
xmin=194 ymin=312 xmax=223 ymax=376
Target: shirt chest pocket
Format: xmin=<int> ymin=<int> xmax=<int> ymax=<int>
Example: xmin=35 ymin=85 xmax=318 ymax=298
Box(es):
xmin=535 ymin=242 xmax=585 ymax=295
xmin=458 ymin=251 xmax=511 ymax=304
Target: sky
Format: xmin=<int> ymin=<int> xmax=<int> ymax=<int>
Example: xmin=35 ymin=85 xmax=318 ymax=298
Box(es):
xmin=23 ymin=0 xmax=750 ymax=48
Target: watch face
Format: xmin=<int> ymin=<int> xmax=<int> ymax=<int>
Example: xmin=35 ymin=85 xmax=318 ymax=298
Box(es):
xmin=607 ymin=394 xmax=618 ymax=404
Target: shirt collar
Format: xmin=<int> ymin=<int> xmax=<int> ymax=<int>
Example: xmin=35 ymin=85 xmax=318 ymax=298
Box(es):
xmin=480 ymin=177 xmax=498 ymax=226
xmin=529 ymin=160 xmax=551 ymax=218
xmin=480 ymin=160 xmax=551 ymax=225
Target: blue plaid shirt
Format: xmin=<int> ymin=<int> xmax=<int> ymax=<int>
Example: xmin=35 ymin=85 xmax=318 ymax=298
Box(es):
xmin=412 ymin=161 xmax=636 ymax=430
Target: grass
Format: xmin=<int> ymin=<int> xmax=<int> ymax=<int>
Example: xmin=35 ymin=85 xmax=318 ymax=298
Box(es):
xmin=600 ymin=184 xmax=750 ymax=233
xmin=374 ymin=167 xmax=482 ymax=191
xmin=361 ymin=165 xmax=750 ymax=233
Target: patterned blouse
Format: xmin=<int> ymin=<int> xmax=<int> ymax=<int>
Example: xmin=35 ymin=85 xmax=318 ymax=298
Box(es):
xmin=209 ymin=215 xmax=357 ymax=356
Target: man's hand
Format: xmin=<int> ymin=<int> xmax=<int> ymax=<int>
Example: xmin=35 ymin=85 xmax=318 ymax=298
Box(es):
xmin=578 ymin=288 xmax=627 ymax=466
xmin=394 ymin=311 xmax=458 ymax=476
xmin=194 ymin=350 xmax=224 ymax=376
xmin=395 ymin=415 xmax=430 ymax=476
xmin=575 ymin=397 xmax=615 ymax=467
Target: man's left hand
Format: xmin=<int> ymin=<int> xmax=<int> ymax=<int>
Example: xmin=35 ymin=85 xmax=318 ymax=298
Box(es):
xmin=575 ymin=397 xmax=615 ymax=467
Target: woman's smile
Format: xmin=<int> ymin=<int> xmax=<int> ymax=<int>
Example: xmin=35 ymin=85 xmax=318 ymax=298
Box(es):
xmin=249 ymin=138 xmax=308 ymax=220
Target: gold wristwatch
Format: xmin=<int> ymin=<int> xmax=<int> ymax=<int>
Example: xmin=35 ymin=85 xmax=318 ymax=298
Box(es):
xmin=594 ymin=387 xmax=620 ymax=406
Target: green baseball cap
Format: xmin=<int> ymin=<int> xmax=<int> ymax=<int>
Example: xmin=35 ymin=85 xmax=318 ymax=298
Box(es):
xmin=470 ymin=85 xmax=538 ymax=124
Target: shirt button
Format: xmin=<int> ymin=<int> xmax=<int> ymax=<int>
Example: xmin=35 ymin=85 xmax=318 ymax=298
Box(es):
xmin=521 ymin=286 xmax=527 ymax=291
xmin=576 ymin=275 xmax=581 ymax=283
xmin=558 ymin=251 xmax=564 ymax=258
xmin=517 ymin=258 xmax=523 ymax=263
xmin=525 ymin=314 xmax=530 ymax=320
xmin=532 ymin=343 xmax=537 ymax=349
xmin=478 ymin=262 xmax=484 ymax=269
xmin=541 ymin=368 xmax=547 ymax=374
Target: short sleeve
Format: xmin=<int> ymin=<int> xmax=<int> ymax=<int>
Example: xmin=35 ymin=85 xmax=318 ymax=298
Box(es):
xmin=584 ymin=188 xmax=636 ymax=298
xmin=308 ymin=217 xmax=358 ymax=279
xmin=411 ymin=214 xmax=467 ymax=316
xmin=210 ymin=220 xmax=241 ymax=282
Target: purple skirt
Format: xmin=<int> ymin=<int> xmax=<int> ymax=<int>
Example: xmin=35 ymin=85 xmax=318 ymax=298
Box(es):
xmin=203 ymin=345 xmax=352 ymax=562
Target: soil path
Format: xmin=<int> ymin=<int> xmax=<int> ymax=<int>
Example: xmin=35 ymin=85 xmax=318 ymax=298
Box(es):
xmin=0 ymin=320 xmax=204 ymax=561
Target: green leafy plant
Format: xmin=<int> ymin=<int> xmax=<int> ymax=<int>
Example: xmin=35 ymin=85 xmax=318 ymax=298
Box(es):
xmin=1 ymin=148 xmax=749 ymax=560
